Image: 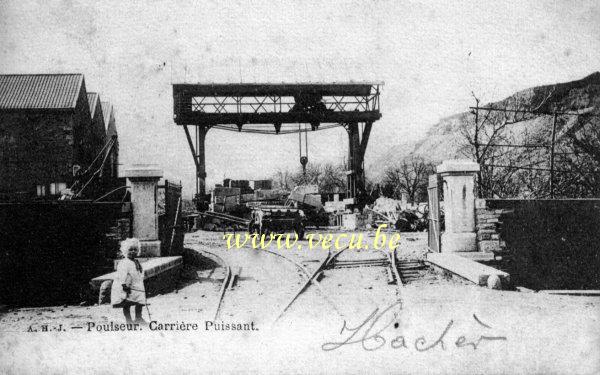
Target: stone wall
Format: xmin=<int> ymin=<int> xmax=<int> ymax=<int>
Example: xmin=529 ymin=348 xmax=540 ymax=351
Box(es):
xmin=0 ymin=201 xmax=131 ymax=306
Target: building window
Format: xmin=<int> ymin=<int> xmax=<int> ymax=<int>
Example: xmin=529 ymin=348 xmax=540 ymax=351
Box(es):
xmin=49 ymin=182 xmax=67 ymax=195
xmin=36 ymin=185 xmax=46 ymax=197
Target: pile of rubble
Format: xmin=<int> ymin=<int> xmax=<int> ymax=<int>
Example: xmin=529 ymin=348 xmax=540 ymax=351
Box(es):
xmin=367 ymin=197 xmax=428 ymax=231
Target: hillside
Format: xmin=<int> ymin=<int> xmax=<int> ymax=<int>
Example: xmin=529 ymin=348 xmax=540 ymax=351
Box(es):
xmin=369 ymin=72 xmax=600 ymax=180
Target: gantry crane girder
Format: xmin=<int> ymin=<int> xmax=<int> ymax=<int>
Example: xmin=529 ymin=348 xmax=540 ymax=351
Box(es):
xmin=172 ymin=83 xmax=382 ymax=209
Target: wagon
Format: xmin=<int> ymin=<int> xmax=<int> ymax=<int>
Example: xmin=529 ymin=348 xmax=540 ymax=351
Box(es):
xmin=247 ymin=205 xmax=306 ymax=239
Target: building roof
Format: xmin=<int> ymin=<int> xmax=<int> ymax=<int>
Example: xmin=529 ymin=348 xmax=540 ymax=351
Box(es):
xmin=101 ymin=100 xmax=117 ymax=138
xmin=0 ymin=74 xmax=85 ymax=110
xmin=100 ymin=101 xmax=112 ymax=126
xmin=87 ymin=92 xmax=100 ymax=118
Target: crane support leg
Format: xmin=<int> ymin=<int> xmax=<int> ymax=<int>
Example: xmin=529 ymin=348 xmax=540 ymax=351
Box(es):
xmin=184 ymin=125 xmax=209 ymax=210
xmin=345 ymin=122 xmax=362 ymax=204
xmin=195 ymin=126 xmax=207 ymax=197
xmin=345 ymin=121 xmax=372 ymax=207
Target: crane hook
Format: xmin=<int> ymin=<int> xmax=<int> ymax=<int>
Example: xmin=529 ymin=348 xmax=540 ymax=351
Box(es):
xmin=298 ymin=124 xmax=309 ymax=176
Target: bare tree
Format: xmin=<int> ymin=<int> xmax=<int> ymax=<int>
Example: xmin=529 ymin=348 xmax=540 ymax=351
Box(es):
xmin=290 ymin=163 xmax=322 ymax=187
xmin=381 ymin=156 xmax=435 ymax=203
xmin=275 ymin=162 xmax=346 ymax=193
xmin=272 ymin=169 xmax=293 ymax=190
xmin=460 ymin=89 xmax=554 ymax=198
xmin=555 ymin=110 xmax=600 ymax=197
xmin=318 ymin=162 xmax=346 ymax=193
xmin=566 ymin=111 xmax=600 ymax=164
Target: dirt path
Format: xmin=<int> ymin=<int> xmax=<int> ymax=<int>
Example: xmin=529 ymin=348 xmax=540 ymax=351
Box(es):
xmin=1 ymin=229 xmax=599 ymax=374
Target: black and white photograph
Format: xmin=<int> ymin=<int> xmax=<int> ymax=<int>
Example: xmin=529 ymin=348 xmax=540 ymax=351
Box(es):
xmin=0 ymin=1 xmax=599 ymax=374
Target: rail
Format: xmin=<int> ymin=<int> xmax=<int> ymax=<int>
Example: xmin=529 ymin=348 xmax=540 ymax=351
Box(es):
xmin=274 ymin=246 xmax=352 ymax=322
xmin=190 ymin=248 xmax=232 ymax=320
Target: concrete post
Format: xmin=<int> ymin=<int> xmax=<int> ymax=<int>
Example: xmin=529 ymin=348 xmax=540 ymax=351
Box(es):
xmin=120 ymin=164 xmax=163 ymax=257
xmin=437 ymin=159 xmax=480 ymax=253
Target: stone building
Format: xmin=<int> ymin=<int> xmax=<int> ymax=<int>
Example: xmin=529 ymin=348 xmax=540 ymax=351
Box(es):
xmin=0 ymin=74 xmax=117 ymax=201
xmin=87 ymin=92 xmax=106 ymax=148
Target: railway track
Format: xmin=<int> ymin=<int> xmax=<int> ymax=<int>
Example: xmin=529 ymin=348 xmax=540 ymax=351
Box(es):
xmin=328 ymin=248 xmax=429 ymax=285
xmin=197 ymin=245 xmax=344 ymax=322
xmin=274 ymin=246 xmax=433 ymax=321
xmin=194 ymin=235 xmax=429 ymax=324
xmin=260 ymin=247 xmax=344 ymax=319
xmin=273 ymin=245 xmax=351 ymax=321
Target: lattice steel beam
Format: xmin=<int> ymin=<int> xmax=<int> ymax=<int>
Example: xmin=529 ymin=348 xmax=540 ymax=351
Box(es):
xmin=173 ymin=83 xmax=382 ymax=132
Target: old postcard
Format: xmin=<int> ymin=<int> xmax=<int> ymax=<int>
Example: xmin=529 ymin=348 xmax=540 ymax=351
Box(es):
xmin=1 ymin=1 xmax=599 ymax=374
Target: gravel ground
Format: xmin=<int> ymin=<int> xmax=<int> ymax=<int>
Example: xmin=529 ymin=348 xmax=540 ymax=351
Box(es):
xmin=1 ymin=229 xmax=599 ymax=374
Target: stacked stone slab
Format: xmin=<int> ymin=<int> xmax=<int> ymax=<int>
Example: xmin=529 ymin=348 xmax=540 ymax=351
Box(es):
xmin=475 ymin=198 xmax=510 ymax=253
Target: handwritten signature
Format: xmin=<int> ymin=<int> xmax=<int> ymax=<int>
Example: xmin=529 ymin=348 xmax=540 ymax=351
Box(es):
xmin=322 ymin=300 xmax=507 ymax=351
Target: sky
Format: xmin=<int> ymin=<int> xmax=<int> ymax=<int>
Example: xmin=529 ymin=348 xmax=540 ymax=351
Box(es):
xmin=1 ymin=0 xmax=599 ymax=197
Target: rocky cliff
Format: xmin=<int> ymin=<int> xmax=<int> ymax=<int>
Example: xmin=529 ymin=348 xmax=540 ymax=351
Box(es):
xmin=369 ymin=72 xmax=600 ymax=180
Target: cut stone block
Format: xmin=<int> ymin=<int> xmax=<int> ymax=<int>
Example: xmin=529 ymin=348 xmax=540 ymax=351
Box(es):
xmin=120 ymin=164 xmax=163 ymax=179
xmin=426 ymin=252 xmax=510 ymax=287
xmin=140 ymin=240 xmax=161 ymax=257
xmin=91 ymin=256 xmax=183 ymax=292
xmin=475 ymin=198 xmax=487 ymax=209
xmin=487 ymin=274 xmax=502 ymax=289
xmin=477 ymin=232 xmax=492 ymax=241
xmin=479 ymin=240 xmax=501 ymax=252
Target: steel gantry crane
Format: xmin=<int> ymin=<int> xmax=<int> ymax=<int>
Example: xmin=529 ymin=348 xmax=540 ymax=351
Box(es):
xmin=172 ymin=83 xmax=382 ymax=210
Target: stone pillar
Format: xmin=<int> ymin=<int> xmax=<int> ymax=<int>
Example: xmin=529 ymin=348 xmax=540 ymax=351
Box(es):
xmin=120 ymin=164 xmax=163 ymax=257
xmin=437 ymin=159 xmax=480 ymax=252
